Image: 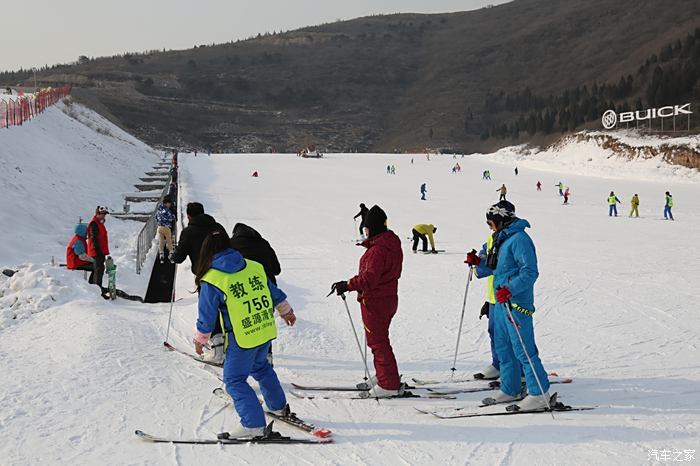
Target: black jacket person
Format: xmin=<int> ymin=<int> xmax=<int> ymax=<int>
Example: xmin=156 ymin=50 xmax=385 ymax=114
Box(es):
xmin=230 ymin=223 xmax=281 ymax=284
xmin=353 ymin=203 xmax=369 ymax=236
xmin=171 ymin=203 xmax=217 ymax=273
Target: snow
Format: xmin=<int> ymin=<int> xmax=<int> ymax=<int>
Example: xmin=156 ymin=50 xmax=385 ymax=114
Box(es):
xmin=1 ymin=113 xmax=700 ymax=465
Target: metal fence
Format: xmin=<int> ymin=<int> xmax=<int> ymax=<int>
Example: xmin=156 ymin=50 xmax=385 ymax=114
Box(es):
xmin=0 ymin=85 xmax=71 ymax=128
xmin=135 ymin=163 xmax=175 ymax=274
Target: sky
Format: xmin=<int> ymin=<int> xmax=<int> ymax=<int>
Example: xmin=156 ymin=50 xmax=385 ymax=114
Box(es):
xmin=2 ymin=0 xmax=509 ymax=72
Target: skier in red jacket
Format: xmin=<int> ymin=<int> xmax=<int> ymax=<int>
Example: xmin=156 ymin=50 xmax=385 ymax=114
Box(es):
xmin=331 ymin=205 xmax=404 ymax=397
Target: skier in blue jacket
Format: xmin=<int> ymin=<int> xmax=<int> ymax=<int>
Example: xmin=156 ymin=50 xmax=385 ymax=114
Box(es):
xmin=465 ymin=200 xmax=550 ymax=411
xmin=193 ymin=224 xmax=296 ymax=438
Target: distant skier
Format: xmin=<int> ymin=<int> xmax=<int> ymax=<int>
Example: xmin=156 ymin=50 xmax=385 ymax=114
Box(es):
xmin=608 ymin=191 xmax=621 ymax=216
xmin=387 ymin=165 xmax=391 ymax=174
xmin=514 ymin=167 xmax=518 ymax=176
xmin=497 ymin=184 xmax=507 ymax=201
xmin=410 ymin=158 xmax=414 ymax=164
xmin=353 ymin=203 xmax=369 ymax=237
xmin=420 ymin=183 xmax=427 ymax=200
xmin=664 ymin=191 xmax=674 ymax=220
xmin=156 ymin=197 xmax=176 ymax=263
xmin=390 ymin=165 xmax=396 ymax=175
xmin=330 ymin=205 xmax=404 ymax=397
xmin=87 ymin=206 xmax=110 ymax=292
xmin=465 ymin=200 xmax=550 ymax=411
xmin=556 ymin=182 xmax=563 ymax=196
xmin=411 ymin=223 xmax=437 ymax=253
xmin=65 ymin=223 xmax=95 ymax=279
xmin=563 ymin=187 xmax=570 ymax=205
xmin=630 ymin=194 xmax=640 ymax=217
xmin=536 ymin=181 xmax=542 ymax=191
xmin=193 ymin=223 xmax=296 ymax=438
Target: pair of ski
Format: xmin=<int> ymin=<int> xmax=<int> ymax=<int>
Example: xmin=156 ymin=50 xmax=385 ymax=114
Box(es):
xmin=289 ymin=382 xmax=457 ymax=400
xmin=288 ymin=373 xmax=573 ymax=399
xmin=211 ymin=387 xmax=332 ymax=438
xmin=410 ymin=371 xmax=572 ymax=387
xmin=135 ymin=421 xmax=332 ymax=445
xmin=415 ymin=392 xmax=595 ymax=419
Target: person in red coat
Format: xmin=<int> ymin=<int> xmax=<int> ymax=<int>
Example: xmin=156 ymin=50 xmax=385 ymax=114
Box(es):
xmin=332 ymin=205 xmax=404 ymax=397
xmin=87 ymin=206 xmax=110 ymax=289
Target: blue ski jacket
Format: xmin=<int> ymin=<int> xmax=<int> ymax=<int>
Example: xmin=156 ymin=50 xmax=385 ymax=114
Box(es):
xmin=475 ymin=218 xmax=539 ymax=311
xmin=155 ymin=204 xmax=175 ymax=228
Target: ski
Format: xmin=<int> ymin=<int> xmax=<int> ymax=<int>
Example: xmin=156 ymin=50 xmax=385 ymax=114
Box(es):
xmin=426 ymin=378 xmax=573 ymax=395
xmin=289 ymin=389 xmax=456 ymax=400
xmin=290 ymin=382 xmax=423 ymax=392
xmin=135 ymin=423 xmax=332 ymax=445
xmin=212 ymin=388 xmax=332 ymax=438
xmin=412 ymin=372 xmax=572 ymax=386
xmin=163 ymin=341 xmax=223 ymax=368
xmin=430 ymin=393 xmax=595 ymax=419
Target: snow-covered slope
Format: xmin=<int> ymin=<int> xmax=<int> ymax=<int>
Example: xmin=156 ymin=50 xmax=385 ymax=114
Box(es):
xmin=485 ymin=130 xmax=700 ymax=183
xmin=1 ymin=133 xmax=699 ymax=464
xmin=0 ymin=100 xmax=159 ymax=327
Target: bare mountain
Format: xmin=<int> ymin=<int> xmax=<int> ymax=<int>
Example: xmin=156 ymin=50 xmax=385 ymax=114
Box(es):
xmin=4 ymin=0 xmax=700 ymax=153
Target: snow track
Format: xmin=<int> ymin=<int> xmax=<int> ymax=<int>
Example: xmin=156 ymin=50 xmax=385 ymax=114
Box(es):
xmin=1 ymin=144 xmax=699 ymax=464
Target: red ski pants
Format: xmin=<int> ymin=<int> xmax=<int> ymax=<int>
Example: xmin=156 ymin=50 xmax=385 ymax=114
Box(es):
xmin=360 ymin=295 xmax=400 ymax=390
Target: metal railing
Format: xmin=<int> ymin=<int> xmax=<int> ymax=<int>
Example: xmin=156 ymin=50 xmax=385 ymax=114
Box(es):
xmin=135 ymin=161 xmax=175 ymax=274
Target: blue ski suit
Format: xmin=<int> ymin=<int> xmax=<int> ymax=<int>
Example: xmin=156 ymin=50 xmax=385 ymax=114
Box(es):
xmin=197 ymin=248 xmax=288 ymax=428
xmin=475 ymin=218 xmax=550 ymax=397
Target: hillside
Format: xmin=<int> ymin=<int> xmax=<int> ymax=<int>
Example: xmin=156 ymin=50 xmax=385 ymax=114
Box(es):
xmin=4 ymin=0 xmax=700 ymax=153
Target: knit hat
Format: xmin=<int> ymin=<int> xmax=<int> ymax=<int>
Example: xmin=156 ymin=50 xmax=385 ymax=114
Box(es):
xmin=96 ymin=206 xmax=109 ymax=215
xmin=486 ymin=200 xmax=516 ymax=224
xmin=364 ymin=205 xmax=387 ymax=237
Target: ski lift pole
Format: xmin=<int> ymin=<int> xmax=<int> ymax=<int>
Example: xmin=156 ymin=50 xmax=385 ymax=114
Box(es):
xmin=450 ymin=266 xmax=474 ymax=378
xmin=339 ymin=293 xmax=379 ymax=400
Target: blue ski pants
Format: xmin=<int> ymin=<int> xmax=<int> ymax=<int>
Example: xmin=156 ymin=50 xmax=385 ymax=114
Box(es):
xmin=664 ymin=206 xmax=674 ymax=220
xmin=494 ymin=302 xmax=549 ymax=396
xmin=609 ymin=204 xmax=618 ymax=216
xmin=224 ymin=339 xmax=286 ymax=428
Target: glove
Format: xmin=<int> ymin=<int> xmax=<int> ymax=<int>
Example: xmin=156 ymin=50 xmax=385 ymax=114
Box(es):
xmin=495 ymin=286 xmax=512 ymax=304
xmin=464 ymin=249 xmax=480 ymax=266
xmin=479 ymin=301 xmax=490 ymax=320
xmin=330 ymin=280 xmax=349 ymax=296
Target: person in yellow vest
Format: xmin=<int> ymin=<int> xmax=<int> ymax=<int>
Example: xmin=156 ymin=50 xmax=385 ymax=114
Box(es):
xmin=608 ymin=191 xmax=621 ymax=216
xmin=411 ymin=223 xmax=437 ymax=253
xmin=468 ymin=202 xmax=522 ymax=381
xmin=664 ymin=191 xmax=674 ymax=220
xmin=630 ymin=194 xmax=640 ymax=218
xmin=193 ymin=224 xmax=296 ymax=439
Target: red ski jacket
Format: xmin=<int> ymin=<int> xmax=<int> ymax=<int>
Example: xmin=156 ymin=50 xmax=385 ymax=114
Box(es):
xmin=348 ymin=230 xmax=403 ymax=300
xmin=87 ymin=217 xmax=110 ymax=257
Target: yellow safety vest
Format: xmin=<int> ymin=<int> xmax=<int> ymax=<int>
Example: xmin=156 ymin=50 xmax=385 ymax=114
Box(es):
xmin=201 ymin=260 xmax=277 ymax=350
xmin=666 ymin=195 xmax=673 ymax=207
xmin=608 ymin=195 xmax=617 ymax=205
xmin=486 ymin=235 xmax=495 ymax=305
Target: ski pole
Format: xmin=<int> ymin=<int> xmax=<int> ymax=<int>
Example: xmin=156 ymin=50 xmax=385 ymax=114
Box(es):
xmin=503 ymin=298 xmax=555 ymax=419
xmin=353 ymin=217 xmax=359 ymax=242
xmin=450 ymin=266 xmax=474 ymax=378
xmin=164 ymin=264 xmax=178 ymax=343
xmin=363 ymin=332 xmax=369 ymax=383
xmin=339 ymin=293 xmax=379 ymax=400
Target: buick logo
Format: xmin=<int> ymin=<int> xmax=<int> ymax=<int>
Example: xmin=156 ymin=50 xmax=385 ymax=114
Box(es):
xmin=602 ymin=110 xmax=617 ymax=129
